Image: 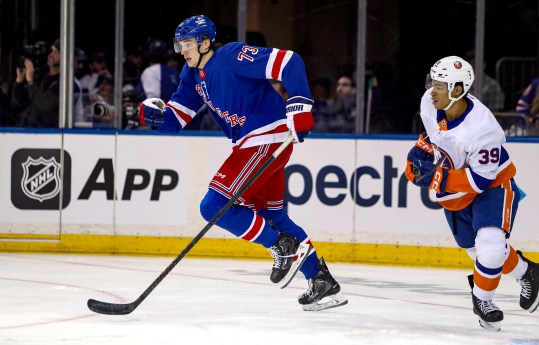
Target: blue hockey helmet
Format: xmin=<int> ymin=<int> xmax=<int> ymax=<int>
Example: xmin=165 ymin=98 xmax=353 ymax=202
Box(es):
xmin=174 ymin=15 xmax=216 ymax=53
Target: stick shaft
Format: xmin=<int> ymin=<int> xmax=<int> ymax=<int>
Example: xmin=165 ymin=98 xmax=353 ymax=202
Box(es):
xmin=414 ymin=155 xmax=446 ymax=182
xmin=88 ymin=134 xmax=294 ymax=315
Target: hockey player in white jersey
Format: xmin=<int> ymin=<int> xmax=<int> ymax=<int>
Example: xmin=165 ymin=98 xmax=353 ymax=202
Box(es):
xmin=405 ymin=56 xmax=539 ymax=331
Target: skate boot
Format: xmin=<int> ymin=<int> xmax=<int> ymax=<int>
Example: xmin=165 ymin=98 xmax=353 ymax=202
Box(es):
xmin=516 ymin=250 xmax=539 ymax=313
xmin=468 ymin=274 xmax=503 ymax=332
xmin=298 ymin=257 xmax=348 ymax=311
xmin=269 ymin=232 xmax=311 ymax=288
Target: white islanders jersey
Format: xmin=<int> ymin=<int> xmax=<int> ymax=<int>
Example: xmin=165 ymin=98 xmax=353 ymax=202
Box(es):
xmin=419 ymin=88 xmax=516 ymax=211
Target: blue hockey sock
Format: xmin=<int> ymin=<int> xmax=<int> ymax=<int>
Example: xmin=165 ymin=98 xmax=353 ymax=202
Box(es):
xmin=199 ymin=189 xmax=278 ymax=247
xmin=258 ymin=208 xmax=320 ymax=279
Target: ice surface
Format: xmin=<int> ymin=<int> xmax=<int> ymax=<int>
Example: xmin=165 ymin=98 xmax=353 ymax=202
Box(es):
xmin=1 ymin=253 xmax=538 ymax=345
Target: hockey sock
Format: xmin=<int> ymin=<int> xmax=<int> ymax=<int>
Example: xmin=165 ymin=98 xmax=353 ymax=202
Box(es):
xmin=258 ymin=208 xmax=320 ymax=279
xmin=502 ymin=245 xmax=528 ymax=279
xmin=200 ymin=189 xmax=278 ymax=247
xmin=473 ymin=227 xmax=508 ymax=300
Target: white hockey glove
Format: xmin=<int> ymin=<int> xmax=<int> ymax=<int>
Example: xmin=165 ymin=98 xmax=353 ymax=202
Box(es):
xmin=139 ymin=98 xmax=166 ymax=129
xmin=285 ymin=96 xmax=315 ymax=143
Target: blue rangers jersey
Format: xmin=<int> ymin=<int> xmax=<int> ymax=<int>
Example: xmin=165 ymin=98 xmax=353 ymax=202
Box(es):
xmin=157 ymin=42 xmax=312 ymax=148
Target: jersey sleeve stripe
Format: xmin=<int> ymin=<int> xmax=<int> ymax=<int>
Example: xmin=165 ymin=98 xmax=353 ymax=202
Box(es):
xmin=266 ymin=49 xmax=293 ymax=81
xmin=167 ymin=101 xmax=197 ymax=127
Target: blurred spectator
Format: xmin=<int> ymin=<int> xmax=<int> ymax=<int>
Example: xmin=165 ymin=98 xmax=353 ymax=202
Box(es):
xmin=123 ymin=45 xmax=144 ymax=88
xmin=328 ymin=74 xmax=356 ymax=133
xmin=79 ymin=51 xmax=112 ymax=123
xmin=121 ymin=46 xmax=145 ymax=129
xmin=310 ymin=77 xmax=333 ymax=132
xmin=138 ymin=38 xmax=180 ymax=101
xmin=325 ymin=71 xmax=382 ymax=133
xmin=11 ymin=39 xmax=62 ymax=127
xmin=80 ymin=52 xmax=112 ymax=97
xmin=466 ymin=52 xmax=505 ymax=112
xmin=166 ymin=51 xmax=183 ymax=72
xmin=73 ymin=47 xmax=87 ymax=123
xmin=89 ymin=75 xmax=115 ymax=125
xmin=74 ymin=48 xmax=88 ymax=80
xmin=516 ymin=78 xmax=539 ymax=117
xmin=10 ymin=40 xmax=87 ymax=127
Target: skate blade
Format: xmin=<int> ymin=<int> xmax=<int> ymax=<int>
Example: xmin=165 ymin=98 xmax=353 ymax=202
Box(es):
xmin=302 ymin=293 xmax=348 ymax=312
xmin=477 ymin=318 xmax=501 ymax=332
xmin=279 ymin=243 xmax=311 ymax=289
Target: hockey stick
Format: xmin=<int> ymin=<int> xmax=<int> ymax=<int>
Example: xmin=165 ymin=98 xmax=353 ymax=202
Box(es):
xmin=412 ymin=154 xmax=446 ymax=182
xmin=88 ymin=133 xmax=295 ymax=315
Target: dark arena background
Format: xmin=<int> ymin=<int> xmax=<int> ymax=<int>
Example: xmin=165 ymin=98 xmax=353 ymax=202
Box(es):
xmin=1 ymin=0 xmax=537 ymax=132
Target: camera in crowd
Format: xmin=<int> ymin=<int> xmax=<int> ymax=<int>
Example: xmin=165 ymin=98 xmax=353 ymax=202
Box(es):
xmin=18 ymin=41 xmax=49 ymax=73
xmin=92 ymin=101 xmax=114 ymax=118
xmin=90 ymin=87 xmax=141 ymax=127
xmin=122 ymin=86 xmax=142 ymax=129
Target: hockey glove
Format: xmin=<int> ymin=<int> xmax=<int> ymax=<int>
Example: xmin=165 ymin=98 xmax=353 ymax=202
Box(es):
xmin=405 ymin=132 xmax=434 ymax=184
xmin=139 ymin=98 xmax=166 ymax=129
xmin=410 ymin=158 xmax=448 ymax=193
xmin=410 ymin=132 xmax=434 ymax=161
xmin=286 ymin=96 xmax=315 ymax=143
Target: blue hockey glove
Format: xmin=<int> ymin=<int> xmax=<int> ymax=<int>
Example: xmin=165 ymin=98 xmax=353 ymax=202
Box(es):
xmin=139 ymin=98 xmax=166 ymax=129
xmin=286 ymin=96 xmax=315 ymax=143
xmin=407 ymin=132 xmax=434 ymax=162
xmin=411 ymin=158 xmax=448 ymax=193
xmin=405 ymin=132 xmax=434 ymax=184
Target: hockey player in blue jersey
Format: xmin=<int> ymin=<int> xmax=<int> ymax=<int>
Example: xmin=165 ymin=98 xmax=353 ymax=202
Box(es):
xmin=138 ymin=14 xmax=348 ymax=311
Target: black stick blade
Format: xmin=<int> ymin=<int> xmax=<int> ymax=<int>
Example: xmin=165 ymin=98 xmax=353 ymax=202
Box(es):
xmin=87 ymin=299 xmax=136 ymax=315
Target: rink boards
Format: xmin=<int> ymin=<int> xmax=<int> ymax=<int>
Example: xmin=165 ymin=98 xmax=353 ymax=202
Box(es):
xmin=1 ymin=130 xmax=538 ymax=267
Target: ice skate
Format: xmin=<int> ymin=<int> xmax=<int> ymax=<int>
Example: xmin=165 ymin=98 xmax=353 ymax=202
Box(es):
xmin=468 ymin=275 xmax=503 ymax=332
xmin=298 ymin=257 xmax=348 ymax=311
xmin=269 ymin=232 xmax=311 ymax=288
xmin=516 ymin=250 xmax=539 ymax=313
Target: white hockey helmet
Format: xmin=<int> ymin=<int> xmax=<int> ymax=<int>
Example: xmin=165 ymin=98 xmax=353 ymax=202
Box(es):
xmin=428 ymin=56 xmax=475 ymax=95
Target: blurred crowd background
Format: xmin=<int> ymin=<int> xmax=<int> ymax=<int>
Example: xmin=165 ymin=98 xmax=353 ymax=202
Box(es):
xmin=0 ymin=0 xmax=538 ymax=135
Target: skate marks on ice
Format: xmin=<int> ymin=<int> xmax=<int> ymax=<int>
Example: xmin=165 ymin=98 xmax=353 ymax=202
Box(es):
xmin=0 ymin=253 xmax=538 ymax=345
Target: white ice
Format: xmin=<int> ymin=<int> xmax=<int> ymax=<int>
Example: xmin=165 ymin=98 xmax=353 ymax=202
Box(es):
xmin=1 ymin=253 xmax=538 ymax=345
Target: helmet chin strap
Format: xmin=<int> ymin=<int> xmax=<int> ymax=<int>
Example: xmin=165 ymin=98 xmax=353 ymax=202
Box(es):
xmin=443 ymin=99 xmax=456 ymax=111
xmin=443 ymin=90 xmax=466 ymax=111
xmin=195 ymin=45 xmax=211 ymax=68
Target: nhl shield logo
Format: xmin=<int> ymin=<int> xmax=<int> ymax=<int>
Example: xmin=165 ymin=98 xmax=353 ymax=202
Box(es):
xmin=21 ymin=156 xmax=61 ymax=202
xmin=11 ymin=148 xmax=71 ymax=210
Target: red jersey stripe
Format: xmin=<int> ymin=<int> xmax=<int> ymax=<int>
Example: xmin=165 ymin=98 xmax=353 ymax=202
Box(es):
xmin=168 ymin=104 xmax=192 ymax=125
xmin=271 ymin=50 xmax=287 ymax=80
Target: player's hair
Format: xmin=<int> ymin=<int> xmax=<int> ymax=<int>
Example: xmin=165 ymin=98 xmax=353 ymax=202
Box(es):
xmin=202 ymin=35 xmax=222 ymax=50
